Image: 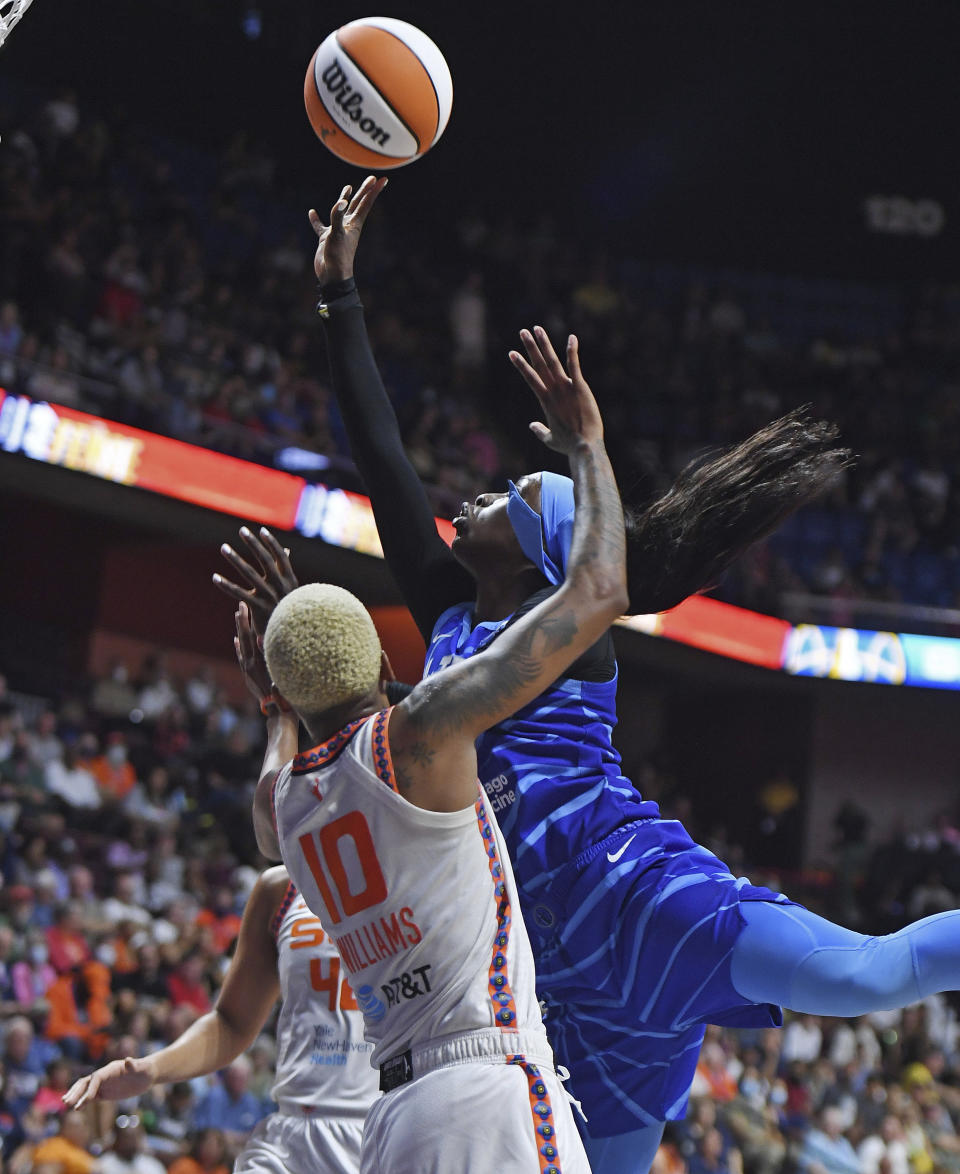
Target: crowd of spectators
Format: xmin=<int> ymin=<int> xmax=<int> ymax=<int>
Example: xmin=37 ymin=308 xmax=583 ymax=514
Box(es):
xmin=4 ymin=87 xmax=960 ymax=620
xmin=653 ymin=1007 xmax=960 ymax=1174
xmin=0 ymin=663 xmax=272 ymax=1171
xmin=6 ymin=77 xmax=960 ymax=1173
xmin=4 ymin=654 xmax=960 ymax=1173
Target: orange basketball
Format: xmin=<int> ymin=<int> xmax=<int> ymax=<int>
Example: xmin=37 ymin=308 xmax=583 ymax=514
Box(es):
xmin=304 ymin=17 xmax=453 ymax=169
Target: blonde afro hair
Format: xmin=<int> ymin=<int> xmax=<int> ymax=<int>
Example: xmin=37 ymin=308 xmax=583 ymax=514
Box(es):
xmin=264 ymin=584 xmax=382 ymax=715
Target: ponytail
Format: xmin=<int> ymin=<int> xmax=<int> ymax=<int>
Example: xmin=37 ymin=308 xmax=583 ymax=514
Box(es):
xmin=623 ymin=408 xmax=852 ymax=615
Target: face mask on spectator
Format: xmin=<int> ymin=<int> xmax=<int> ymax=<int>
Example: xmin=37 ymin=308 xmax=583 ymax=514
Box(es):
xmin=96 ymin=942 xmax=117 ymax=966
xmin=29 ymin=944 xmax=48 ymax=965
xmin=107 ymin=745 xmax=127 ymax=765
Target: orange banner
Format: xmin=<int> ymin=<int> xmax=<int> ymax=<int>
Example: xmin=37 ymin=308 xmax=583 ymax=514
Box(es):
xmin=618 ymin=595 xmax=791 ymax=670
xmin=0 ymin=389 xmax=456 ymax=551
xmin=0 ymin=389 xmax=303 ymax=526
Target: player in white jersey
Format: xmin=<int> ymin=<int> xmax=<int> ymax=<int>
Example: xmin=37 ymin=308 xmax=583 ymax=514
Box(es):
xmin=238 ymin=317 xmax=629 ymax=1172
xmin=63 ymin=865 xmax=379 ymax=1173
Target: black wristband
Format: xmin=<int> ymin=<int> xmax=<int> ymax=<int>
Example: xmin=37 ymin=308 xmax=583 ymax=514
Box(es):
xmin=317 ymin=276 xmax=362 ymax=318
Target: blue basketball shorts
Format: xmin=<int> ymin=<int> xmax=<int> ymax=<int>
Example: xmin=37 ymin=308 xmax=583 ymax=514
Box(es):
xmin=526 ymin=819 xmax=789 ymax=1138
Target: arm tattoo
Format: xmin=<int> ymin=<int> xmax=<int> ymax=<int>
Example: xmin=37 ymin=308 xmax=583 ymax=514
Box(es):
xmin=426 ymin=603 xmax=581 ymax=736
xmin=538 ymin=610 xmax=579 ymax=655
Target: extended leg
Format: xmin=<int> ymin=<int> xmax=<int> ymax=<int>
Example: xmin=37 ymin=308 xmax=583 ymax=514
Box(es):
xmin=580 ymin=1120 xmax=665 ymax=1174
xmin=730 ymin=900 xmax=960 ymax=1016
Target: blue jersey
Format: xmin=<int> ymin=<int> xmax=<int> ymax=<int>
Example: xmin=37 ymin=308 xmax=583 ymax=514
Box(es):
xmin=424 ymin=600 xmax=787 ymax=1138
xmin=424 ymin=602 xmax=659 ymax=898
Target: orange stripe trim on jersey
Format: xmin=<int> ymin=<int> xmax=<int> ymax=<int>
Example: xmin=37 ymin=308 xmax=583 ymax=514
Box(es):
xmin=270 ymin=881 xmax=298 ymax=940
xmin=370 ymin=707 xmax=398 ymax=792
xmin=292 ymin=716 xmax=371 ymax=775
xmin=475 ymin=787 xmax=518 ymax=1032
xmin=507 ymin=1056 xmax=563 ymax=1174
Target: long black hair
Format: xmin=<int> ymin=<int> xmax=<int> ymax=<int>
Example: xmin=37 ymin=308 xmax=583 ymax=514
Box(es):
xmin=623 ymin=407 xmax=852 ymax=615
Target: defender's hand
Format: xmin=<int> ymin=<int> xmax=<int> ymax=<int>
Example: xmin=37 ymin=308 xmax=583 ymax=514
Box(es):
xmin=63 ymin=1056 xmax=154 ymax=1109
xmin=233 ymin=601 xmax=275 ymax=707
xmin=509 ymin=327 xmax=604 ymax=455
xmin=309 ymin=175 xmax=388 ymax=286
xmin=213 ymin=526 xmax=299 ymax=633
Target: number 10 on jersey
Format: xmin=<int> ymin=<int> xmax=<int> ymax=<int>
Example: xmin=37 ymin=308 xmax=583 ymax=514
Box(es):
xmin=299 ymin=810 xmax=388 ymax=925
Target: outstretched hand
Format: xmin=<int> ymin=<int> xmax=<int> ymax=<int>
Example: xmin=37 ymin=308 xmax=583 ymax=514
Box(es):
xmin=62 ymin=1056 xmax=153 ymax=1110
xmin=509 ymin=326 xmax=604 ymax=455
xmin=233 ymin=600 xmax=275 ymax=708
xmin=309 ymin=175 xmax=388 ymax=286
xmin=213 ymin=525 xmax=299 ymax=633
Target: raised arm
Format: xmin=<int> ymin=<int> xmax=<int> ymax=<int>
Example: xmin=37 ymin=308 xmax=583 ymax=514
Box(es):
xmin=63 ymin=870 xmax=285 ymax=1108
xmin=309 ymin=178 xmax=474 ymax=640
xmin=229 ymin=599 xmax=296 ymax=860
xmin=253 ymin=707 xmax=297 ymax=862
xmin=389 ymin=327 xmax=628 ymax=811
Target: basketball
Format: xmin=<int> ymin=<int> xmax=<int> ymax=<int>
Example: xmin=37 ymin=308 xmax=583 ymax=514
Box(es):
xmin=304 ymin=17 xmax=453 ymax=169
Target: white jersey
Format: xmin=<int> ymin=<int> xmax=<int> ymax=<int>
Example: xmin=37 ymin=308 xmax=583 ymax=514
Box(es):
xmin=270 ymin=883 xmax=379 ymax=1116
xmin=272 ymin=708 xmax=550 ymax=1069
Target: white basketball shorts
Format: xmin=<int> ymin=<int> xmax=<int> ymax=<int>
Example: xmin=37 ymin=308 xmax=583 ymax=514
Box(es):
xmin=361 ymin=1052 xmax=589 ymax=1173
xmin=234 ymin=1110 xmax=363 ymax=1174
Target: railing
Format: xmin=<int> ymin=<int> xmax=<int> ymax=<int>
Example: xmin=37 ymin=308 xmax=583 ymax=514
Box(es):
xmin=0 ymin=351 xmax=360 ymax=487
xmin=779 ymin=591 xmax=960 ymax=637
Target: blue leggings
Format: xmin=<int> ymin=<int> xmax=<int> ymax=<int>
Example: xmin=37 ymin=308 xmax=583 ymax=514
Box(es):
xmin=581 ymin=1121 xmax=665 ymax=1174
xmin=731 ymin=900 xmax=960 ymax=1014
xmin=581 ymin=903 xmax=960 ymax=1174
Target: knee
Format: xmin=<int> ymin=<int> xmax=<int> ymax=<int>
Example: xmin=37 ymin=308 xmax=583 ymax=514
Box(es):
xmin=793 ymin=936 xmax=917 ymax=1016
xmin=836 ymin=960 xmax=903 ymax=1011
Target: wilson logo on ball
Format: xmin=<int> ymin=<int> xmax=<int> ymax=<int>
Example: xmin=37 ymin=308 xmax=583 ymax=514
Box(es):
xmin=304 ymin=17 xmax=453 ymax=169
xmin=320 ymin=59 xmax=391 ymax=148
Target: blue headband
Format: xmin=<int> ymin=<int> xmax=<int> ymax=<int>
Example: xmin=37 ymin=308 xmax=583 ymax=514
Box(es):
xmin=506 ymin=472 xmax=575 ymax=586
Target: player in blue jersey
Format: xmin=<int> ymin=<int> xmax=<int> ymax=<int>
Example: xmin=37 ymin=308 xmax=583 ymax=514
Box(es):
xmin=217 ymin=177 xmax=960 ymax=1174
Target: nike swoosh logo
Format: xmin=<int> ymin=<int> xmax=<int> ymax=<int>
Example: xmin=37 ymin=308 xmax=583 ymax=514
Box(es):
xmin=607 ymin=834 xmax=637 ymax=864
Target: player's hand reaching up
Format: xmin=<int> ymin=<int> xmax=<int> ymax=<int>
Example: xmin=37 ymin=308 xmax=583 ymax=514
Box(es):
xmin=233 ymin=600 xmax=277 ymax=711
xmin=509 ymin=327 xmax=604 ymax=455
xmin=213 ymin=525 xmax=299 ymax=633
xmin=309 ymin=175 xmax=388 ymax=286
xmin=63 ymin=1056 xmax=155 ymax=1109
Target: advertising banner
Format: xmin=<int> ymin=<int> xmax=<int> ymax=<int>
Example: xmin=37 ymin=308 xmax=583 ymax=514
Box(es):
xmin=0 ymin=389 xmax=454 ymax=555
xmin=4 ymin=388 xmax=959 ymax=690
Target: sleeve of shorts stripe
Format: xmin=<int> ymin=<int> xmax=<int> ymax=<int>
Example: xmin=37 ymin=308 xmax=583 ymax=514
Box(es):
xmin=321 ymin=302 xmax=475 ymax=642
